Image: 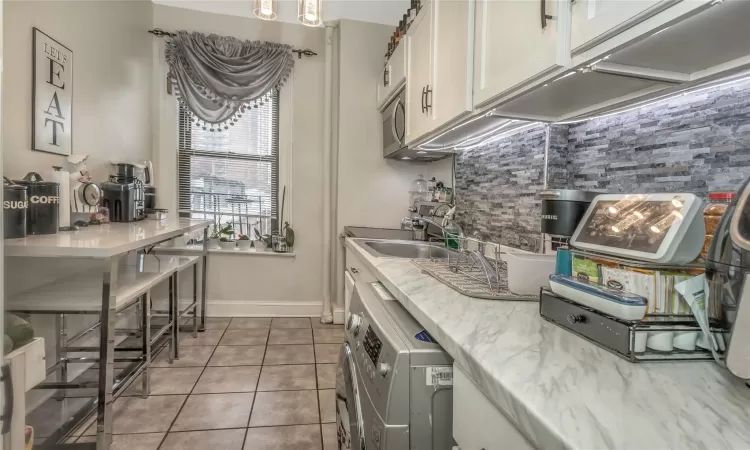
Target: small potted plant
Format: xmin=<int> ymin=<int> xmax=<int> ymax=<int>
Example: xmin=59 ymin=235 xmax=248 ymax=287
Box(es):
xmin=253 ymin=229 xmax=272 ymax=252
xmin=219 ymin=236 xmax=236 ymax=250
xmin=237 ymin=234 xmax=252 ymax=250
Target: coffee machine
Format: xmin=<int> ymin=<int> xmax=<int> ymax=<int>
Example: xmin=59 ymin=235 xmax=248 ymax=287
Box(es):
xmin=101 ymin=162 xmax=145 ymax=222
xmin=538 ymin=189 xmax=599 ymax=251
xmin=706 ymin=176 xmax=750 ymax=379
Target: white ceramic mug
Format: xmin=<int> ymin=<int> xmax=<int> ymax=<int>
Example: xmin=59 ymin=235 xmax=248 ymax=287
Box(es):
xmin=633 ymin=331 xmax=649 ymax=353
xmin=647 ymin=331 xmax=675 ymax=352
xmin=673 ymin=331 xmax=699 ymax=351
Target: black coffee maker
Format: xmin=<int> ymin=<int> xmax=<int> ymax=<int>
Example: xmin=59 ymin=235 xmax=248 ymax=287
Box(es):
xmin=538 ymin=189 xmax=599 ymax=244
xmin=101 ymin=163 xmax=145 ymax=222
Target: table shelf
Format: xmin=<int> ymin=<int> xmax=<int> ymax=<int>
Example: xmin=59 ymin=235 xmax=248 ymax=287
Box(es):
xmin=7 ymin=255 xmax=198 ymax=314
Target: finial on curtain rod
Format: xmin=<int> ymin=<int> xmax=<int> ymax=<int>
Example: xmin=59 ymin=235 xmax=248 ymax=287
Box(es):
xmin=148 ymin=28 xmax=318 ymax=59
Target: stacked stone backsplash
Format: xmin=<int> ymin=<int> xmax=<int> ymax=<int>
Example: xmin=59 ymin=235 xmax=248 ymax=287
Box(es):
xmin=454 ymin=79 xmax=750 ymax=250
xmin=454 ymin=124 xmax=567 ymax=250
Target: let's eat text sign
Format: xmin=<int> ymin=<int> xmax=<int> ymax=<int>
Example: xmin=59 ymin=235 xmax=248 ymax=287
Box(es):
xmin=33 ymin=28 xmax=73 ymax=156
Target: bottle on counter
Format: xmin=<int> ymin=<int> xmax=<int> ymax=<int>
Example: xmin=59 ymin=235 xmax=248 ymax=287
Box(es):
xmin=702 ymin=191 xmax=736 ymax=259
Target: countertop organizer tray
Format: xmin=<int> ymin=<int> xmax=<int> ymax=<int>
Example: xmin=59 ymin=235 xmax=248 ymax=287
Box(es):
xmin=540 ymin=289 xmax=726 ymax=362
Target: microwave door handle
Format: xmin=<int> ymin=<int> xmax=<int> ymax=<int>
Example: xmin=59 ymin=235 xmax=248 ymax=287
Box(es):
xmin=391 ymin=98 xmax=402 ymax=144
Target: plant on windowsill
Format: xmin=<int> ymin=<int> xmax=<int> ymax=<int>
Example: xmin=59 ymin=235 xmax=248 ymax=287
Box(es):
xmin=237 ymin=234 xmax=252 ymax=250
xmin=208 ymin=219 xmax=234 ymax=249
xmin=253 ymin=229 xmax=272 ymax=252
xmin=218 ymin=236 xmax=237 ymax=250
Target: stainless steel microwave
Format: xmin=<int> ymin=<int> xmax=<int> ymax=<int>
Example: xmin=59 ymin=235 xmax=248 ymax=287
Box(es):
xmin=383 ymin=89 xmax=406 ymax=158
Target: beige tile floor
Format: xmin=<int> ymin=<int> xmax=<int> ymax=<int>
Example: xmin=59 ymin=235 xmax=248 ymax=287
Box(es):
xmin=74 ymin=317 xmax=344 ymax=450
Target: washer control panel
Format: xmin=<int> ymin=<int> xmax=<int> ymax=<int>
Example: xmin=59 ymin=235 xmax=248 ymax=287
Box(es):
xmin=362 ymin=325 xmax=382 ymax=367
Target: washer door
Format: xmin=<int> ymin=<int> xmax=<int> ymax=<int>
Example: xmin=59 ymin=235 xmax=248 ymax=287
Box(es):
xmin=336 ymin=343 xmax=365 ymax=450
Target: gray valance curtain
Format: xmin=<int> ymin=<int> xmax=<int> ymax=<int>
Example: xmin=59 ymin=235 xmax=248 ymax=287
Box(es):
xmin=165 ymin=31 xmax=295 ymax=130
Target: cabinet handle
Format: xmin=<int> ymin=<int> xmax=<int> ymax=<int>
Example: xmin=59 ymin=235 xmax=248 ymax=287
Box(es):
xmin=541 ymin=0 xmax=553 ymax=28
xmin=421 ymin=86 xmax=427 ymax=113
xmin=1 ymin=363 xmax=14 ymax=435
xmin=384 ymin=68 xmax=390 ymax=87
xmin=425 ymin=85 xmax=433 ymax=113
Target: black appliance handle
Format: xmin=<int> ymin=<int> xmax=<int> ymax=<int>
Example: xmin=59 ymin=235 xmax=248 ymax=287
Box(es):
xmin=1 ymin=363 xmax=13 ymax=435
xmin=541 ymin=0 xmax=553 ymax=28
xmin=145 ymin=166 xmax=151 ymax=185
xmin=22 ymin=172 xmax=44 ymax=182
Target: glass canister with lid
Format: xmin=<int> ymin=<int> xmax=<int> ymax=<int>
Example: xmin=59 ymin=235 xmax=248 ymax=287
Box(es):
xmin=702 ymin=191 xmax=736 ymax=259
xmin=408 ymin=174 xmax=431 ymax=212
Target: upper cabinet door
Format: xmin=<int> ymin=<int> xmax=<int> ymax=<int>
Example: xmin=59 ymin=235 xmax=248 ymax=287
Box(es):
xmin=432 ymin=0 xmax=474 ymax=127
xmin=473 ymin=0 xmax=571 ymax=108
xmin=376 ymin=41 xmax=407 ymax=111
xmin=405 ymin=2 xmax=435 ymax=144
xmin=571 ymin=0 xmax=678 ymax=54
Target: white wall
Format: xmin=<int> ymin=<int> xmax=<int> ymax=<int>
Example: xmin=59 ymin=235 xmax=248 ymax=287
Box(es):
xmin=152 ymin=4 xmax=327 ymax=316
xmin=2 ymin=0 xmax=153 ymax=182
xmin=2 ymin=0 xmax=154 ymax=411
xmin=332 ymin=19 xmax=453 ymax=317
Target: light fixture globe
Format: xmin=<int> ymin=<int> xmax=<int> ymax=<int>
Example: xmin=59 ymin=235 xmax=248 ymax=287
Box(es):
xmin=297 ymin=0 xmax=322 ymax=26
xmin=254 ymin=0 xmax=277 ymax=20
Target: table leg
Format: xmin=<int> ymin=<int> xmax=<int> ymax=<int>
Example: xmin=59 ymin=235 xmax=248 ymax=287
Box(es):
xmin=173 ymin=272 xmax=180 ymax=360
xmin=168 ymin=274 xmax=175 ymax=363
xmin=141 ymin=292 xmax=151 ymax=399
xmin=200 ymin=226 xmax=208 ymax=332
xmin=192 ymin=263 xmax=198 ymax=338
xmin=54 ymin=314 xmax=67 ymax=401
xmin=97 ymin=256 xmax=119 ymax=449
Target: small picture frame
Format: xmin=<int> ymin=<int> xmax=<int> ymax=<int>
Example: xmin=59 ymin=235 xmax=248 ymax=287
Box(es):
xmin=32 ymin=28 xmax=73 ymax=156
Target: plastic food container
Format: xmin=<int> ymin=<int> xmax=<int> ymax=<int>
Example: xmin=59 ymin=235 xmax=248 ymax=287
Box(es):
xmin=702 ymin=191 xmax=735 ymax=259
xmin=502 ymin=252 xmax=556 ymax=295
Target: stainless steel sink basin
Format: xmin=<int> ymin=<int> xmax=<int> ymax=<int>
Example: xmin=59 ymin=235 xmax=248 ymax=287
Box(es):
xmin=361 ymin=240 xmax=449 ymax=259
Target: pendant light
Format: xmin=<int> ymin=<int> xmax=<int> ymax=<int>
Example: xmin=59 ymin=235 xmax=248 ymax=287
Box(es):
xmin=297 ymin=0 xmax=322 ymax=26
xmin=253 ymin=0 xmax=277 ymax=20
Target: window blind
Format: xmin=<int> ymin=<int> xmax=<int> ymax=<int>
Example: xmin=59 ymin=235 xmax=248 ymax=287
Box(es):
xmin=177 ymin=89 xmax=279 ymax=237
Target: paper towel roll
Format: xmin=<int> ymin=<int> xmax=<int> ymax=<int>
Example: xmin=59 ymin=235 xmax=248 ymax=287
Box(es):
xmin=50 ymin=167 xmax=71 ymax=229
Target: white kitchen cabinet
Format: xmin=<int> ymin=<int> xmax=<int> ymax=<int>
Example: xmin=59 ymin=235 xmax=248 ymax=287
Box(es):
xmin=405 ymin=1 xmax=435 ymax=144
xmin=570 ymin=0 xmax=675 ymax=54
xmin=406 ymin=0 xmax=474 ymax=145
xmin=432 ymin=0 xmax=473 ymax=127
xmin=376 ymin=40 xmax=407 ymax=111
xmin=453 ymin=363 xmax=535 ymax=450
xmin=344 ymin=270 xmax=355 ymax=322
xmin=473 ymin=0 xmax=571 ymax=109
xmin=345 ymin=248 xmax=377 ymax=285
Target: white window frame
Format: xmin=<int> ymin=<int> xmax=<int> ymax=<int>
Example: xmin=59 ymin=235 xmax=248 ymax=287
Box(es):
xmin=153 ymin=50 xmax=292 ymax=241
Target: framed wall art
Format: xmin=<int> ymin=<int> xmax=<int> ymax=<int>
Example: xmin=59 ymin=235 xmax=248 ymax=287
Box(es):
xmin=32 ymin=28 xmax=73 ymax=156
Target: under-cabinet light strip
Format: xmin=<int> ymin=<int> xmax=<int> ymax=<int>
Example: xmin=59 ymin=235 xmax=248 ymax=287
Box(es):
xmin=556 ymin=72 xmax=750 ymax=125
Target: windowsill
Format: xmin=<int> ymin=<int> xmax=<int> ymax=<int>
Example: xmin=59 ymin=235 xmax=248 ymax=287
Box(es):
xmin=155 ymin=244 xmax=296 ymax=258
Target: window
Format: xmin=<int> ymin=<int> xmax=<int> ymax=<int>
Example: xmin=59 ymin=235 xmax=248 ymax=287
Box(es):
xmin=177 ymin=89 xmax=279 ymax=238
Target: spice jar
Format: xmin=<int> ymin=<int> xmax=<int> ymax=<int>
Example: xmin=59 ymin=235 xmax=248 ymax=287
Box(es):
xmin=702 ymin=192 xmax=736 ymax=259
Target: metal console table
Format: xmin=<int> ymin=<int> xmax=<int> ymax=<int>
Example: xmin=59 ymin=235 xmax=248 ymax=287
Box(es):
xmin=4 ymin=219 xmax=211 ymax=449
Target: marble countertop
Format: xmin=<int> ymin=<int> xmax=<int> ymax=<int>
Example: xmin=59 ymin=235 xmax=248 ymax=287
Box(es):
xmin=5 ymin=219 xmax=211 ymax=258
xmin=345 ymin=237 xmax=750 ymax=450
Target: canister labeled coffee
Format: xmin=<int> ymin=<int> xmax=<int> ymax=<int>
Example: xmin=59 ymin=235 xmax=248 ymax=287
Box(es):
xmin=3 ymin=177 xmax=28 ymax=239
xmin=13 ymin=172 xmax=59 ymax=235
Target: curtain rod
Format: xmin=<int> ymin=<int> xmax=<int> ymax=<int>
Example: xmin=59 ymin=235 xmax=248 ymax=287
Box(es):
xmin=148 ymin=28 xmax=318 ymax=59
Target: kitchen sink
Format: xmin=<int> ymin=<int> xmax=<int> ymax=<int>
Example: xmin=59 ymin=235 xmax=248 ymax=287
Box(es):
xmin=361 ymin=240 xmax=449 ymax=259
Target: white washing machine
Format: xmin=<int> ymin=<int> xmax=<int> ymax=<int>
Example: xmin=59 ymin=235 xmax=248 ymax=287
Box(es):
xmin=336 ymin=282 xmax=454 ymax=450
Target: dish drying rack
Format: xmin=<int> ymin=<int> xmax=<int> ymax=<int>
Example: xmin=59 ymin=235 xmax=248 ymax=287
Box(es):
xmin=412 ymin=235 xmax=557 ymax=301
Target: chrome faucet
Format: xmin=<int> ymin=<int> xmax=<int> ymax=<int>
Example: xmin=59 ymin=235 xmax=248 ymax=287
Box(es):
xmin=401 ymin=216 xmax=460 ymax=242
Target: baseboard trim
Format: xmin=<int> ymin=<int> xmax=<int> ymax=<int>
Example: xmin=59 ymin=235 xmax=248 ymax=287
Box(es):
xmin=206 ymin=300 xmax=323 ymax=317
xmin=333 ymin=308 xmax=345 ymax=325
